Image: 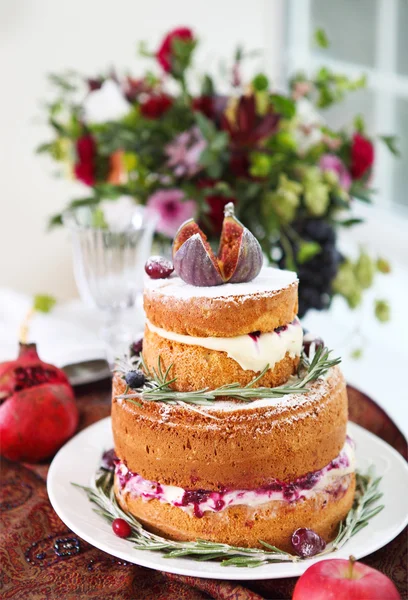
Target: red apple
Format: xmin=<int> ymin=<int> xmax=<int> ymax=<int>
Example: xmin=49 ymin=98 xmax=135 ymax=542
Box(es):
xmin=293 ymin=557 xmax=400 ymax=600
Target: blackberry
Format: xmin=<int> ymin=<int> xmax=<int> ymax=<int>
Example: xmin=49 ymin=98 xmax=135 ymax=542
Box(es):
xmin=125 ymin=369 xmax=146 ymax=389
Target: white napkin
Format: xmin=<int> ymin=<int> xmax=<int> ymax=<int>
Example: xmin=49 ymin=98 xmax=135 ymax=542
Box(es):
xmin=0 ymin=289 xmax=143 ymax=367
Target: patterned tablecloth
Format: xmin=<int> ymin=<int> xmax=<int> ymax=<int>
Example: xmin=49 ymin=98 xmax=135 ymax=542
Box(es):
xmin=0 ymin=381 xmax=407 ymax=600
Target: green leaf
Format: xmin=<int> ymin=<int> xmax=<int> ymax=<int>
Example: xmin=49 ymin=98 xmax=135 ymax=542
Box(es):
xmin=33 ymin=294 xmax=56 ymax=313
xmin=201 ymin=74 xmax=214 ymax=96
xmin=270 ymin=94 xmax=296 ymax=119
xmin=350 ymin=184 xmax=374 ymax=203
xmin=91 ymin=208 xmax=108 ymax=229
xmin=297 ymin=241 xmax=321 ymax=264
xmin=48 ymin=72 xmax=78 ymax=93
xmin=36 ymin=142 xmax=53 ymax=154
xmin=379 ymin=135 xmax=400 ymax=157
xmin=69 ymin=197 xmax=101 ymax=209
xmin=376 ymin=257 xmax=391 ymax=274
xmin=336 ymin=218 xmax=365 ymax=228
xmin=210 ymin=131 xmax=229 ymax=152
xmin=353 ymin=114 xmax=366 ymax=133
xmin=252 ymin=73 xmax=269 ymax=92
xmin=314 ymin=28 xmax=330 ymax=49
xmin=195 ymin=111 xmax=217 ymax=140
xmin=138 ymin=40 xmax=153 ymax=58
xmin=47 ymin=213 xmax=63 ymax=229
xmin=374 ymin=299 xmax=390 ymax=323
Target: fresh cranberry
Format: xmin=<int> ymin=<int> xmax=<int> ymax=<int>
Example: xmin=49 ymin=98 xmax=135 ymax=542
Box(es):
xmin=291 ymin=527 xmax=326 ymax=557
xmin=303 ymin=336 xmax=324 ymax=357
xmin=144 ymin=256 xmax=174 ymax=279
xmin=112 ymin=518 xmax=131 ymax=538
xmin=275 ymin=325 xmax=287 ymax=334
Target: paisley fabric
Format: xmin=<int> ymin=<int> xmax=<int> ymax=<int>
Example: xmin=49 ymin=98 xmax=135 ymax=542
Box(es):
xmin=0 ymin=381 xmax=406 ymax=599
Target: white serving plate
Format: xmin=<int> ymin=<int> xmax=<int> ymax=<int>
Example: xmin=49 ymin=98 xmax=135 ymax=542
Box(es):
xmin=47 ymin=419 xmax=408 ymax=580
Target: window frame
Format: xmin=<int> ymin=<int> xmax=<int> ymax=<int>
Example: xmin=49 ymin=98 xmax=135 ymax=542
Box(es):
xmin=286 ymin=0 xmax=408 ymax=212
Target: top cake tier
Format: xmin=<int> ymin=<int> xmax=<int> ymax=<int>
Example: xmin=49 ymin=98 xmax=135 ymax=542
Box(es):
xmin=144 ymin=266 xmax=298 ymax=337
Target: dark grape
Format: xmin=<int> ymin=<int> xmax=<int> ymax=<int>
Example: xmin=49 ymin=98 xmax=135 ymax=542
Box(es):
xmin=125 ymin=369 xmax=146 ymax=389
xmin=291 ymin=527 xmax=326 ymax=557
xmin=145 ymin=256 xmax=174 ymax=279
xmin=278 ymin=218 xmax=341 ymax=317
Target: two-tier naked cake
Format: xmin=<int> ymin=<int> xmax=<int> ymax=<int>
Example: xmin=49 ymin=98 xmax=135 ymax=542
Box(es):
xmin=112 ymin=207 xmax=355 ymax=552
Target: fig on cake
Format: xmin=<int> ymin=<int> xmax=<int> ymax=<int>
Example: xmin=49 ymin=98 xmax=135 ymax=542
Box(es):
xmin=172 ymin=203 xmax=263 ymax=286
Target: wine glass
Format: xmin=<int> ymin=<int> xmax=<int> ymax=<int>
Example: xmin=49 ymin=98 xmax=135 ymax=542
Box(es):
xmin=63 ymin=203 xmax=156 ymax=365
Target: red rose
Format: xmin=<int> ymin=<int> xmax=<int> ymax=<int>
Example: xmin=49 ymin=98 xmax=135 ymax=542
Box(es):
xmin=74 ymin=134 xmax=96 ymax=186
xmin=350 ymin=133 xmax=374 ymax=179
xmin=229 ymin=152 xmax=250 ymax=178
xmin=140 ymin=94 xmax=173 ymax=119
xmin=197 ymin=180 xmax=236 ymax=234
xmin=192 ymin=96 xmax=215 ymax=119
xmin=206 ymin=195 xmax=237 ymax=234
xmin=156 ymin=27 xmax=193 ymax=73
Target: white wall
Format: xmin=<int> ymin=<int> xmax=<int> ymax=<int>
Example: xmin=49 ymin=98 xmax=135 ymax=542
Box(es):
xmin=0 ymin=0 xmax=284 ymax=300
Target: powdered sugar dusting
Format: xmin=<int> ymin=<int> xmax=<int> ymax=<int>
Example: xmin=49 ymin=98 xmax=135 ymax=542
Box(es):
xmin=144 ymin=266 xmax=297 ymax=300
xmin=201 ymin=366 xmax=340 ymax=414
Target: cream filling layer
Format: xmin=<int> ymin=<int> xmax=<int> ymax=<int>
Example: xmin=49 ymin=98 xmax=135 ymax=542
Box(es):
xmin=145 ymin=318 xmax=303 ymax=372
xmin=116 ymin=437 xmax=355 ymax=517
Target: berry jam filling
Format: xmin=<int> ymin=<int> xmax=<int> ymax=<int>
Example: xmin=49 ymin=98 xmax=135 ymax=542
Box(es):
xmin=248 ymin=319 xmax=298 ymax=342
xmin=248 ymin=331 xmax=261 ymax=341
xmin=115 ymin=437 xmax=354 ymax=518
xmin=14 ymin=366 xmax=65 ymax=392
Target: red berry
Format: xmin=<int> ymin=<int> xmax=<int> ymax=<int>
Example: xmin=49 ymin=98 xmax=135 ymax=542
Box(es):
xmin=145 ymin=256 xmax=174 ymax=279
xmin=112 ymin=518 xmax=131 ymax=538
xmin=291 ymin=527 xmax=326 ymax=557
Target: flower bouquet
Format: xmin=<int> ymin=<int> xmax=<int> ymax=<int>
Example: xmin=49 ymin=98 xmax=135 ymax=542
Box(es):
xmin=38 ymin=27 xmax=396 ymax=317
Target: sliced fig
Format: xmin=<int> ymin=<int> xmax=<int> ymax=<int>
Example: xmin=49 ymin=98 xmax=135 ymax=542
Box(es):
xmin=229 ymin=227 xmax=263 ymax=283
xmin=172 ymin=203 xmax=263 ymax=287
xmin=218 ymin=204 xmax=263 ymax=283
xmin=173 ymin=233 xmax=224 ymax=286
xmin=173 ymin=219 xmax=203 ymax=254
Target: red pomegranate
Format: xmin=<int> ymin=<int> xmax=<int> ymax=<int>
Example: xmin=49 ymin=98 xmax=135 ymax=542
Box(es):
xmin=0 ymin=343 xmax=78 ymax=462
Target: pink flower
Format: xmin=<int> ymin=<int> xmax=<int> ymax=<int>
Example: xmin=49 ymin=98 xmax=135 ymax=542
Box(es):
xmin=164 ymin=126 xmax=207 ymax=178
xmin=146 ymin=189 xmax=196 ymax=238
xmin=319 ymin=154 xmax=352 ymax=191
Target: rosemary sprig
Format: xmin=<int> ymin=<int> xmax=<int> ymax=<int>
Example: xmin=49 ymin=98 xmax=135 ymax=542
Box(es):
xmin=319 ymin=467 xmax=384 ymax=554
xmin=115 ymin=346 xmax=341 ymax=406
xmin=73 ymin=466 xmax=383 ymax=568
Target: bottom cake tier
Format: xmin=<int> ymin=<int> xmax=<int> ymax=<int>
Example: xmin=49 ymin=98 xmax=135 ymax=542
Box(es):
xmin=114 ymin=437 xmax=356 ymax=552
